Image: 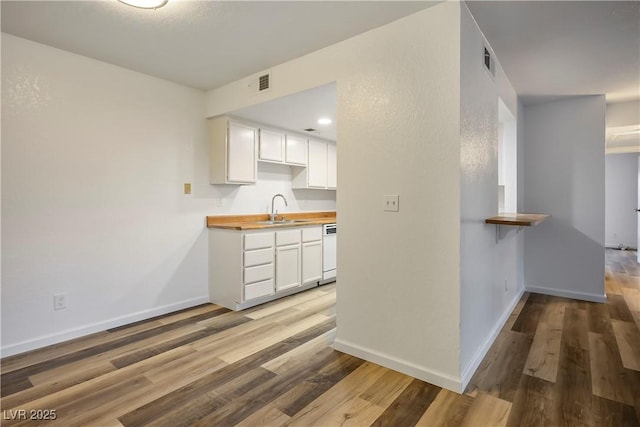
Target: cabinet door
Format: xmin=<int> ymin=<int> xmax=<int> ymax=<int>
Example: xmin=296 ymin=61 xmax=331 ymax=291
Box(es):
xmin=307 ymin=139 xmax=328 ymax=188
xmin=259 ymin=129 xmax=285 ymax=162
xmin=285 ymin=135 xmax=307 ymax=165
xmin=327 ymin=142 xmax=337 ymax=189
xmin=275 ymin=244 xmax=301 ymax=291
xmin=302 ymin=240 xmax=322 ymax=284
xmin=227 ymin=122 xmax=257 ymax=183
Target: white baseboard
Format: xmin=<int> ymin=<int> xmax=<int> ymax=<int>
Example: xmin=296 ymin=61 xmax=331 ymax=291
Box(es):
xmin=459 ymin=286 xmax=525 ymax=391
xmin=525 ymin=285 xmax=607 ymax=303
xmin=1 ymin=296 xmax=210 ymax=358
xmin=332 ymin=338 xmax=463 ymax=393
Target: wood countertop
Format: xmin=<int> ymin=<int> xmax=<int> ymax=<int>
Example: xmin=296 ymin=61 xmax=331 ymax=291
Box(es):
xmin=485 ymin=213 xmax=550 ymax=227
xmin=207 ymin=211 xmax=336 ymax=230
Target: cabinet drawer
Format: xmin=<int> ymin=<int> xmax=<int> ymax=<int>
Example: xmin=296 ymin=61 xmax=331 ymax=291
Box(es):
xmin=302 ymin=226 xmax=322 ymax=242
xmin=244 ymin=232 xmax=274 ymax=251
xmin=276 ymin=229 xmax=300 ymax=246
xmin=244 ymin=248 xmax=273 ymax=267
xmin=244 ymin=263 xmax=273 ymax=285
xmin=244 ymin=279 xmax=274 ymax=301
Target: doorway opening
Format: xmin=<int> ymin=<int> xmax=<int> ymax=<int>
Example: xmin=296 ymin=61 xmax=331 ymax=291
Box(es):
xmin=498 ymin=98 xmax=517 ymax=213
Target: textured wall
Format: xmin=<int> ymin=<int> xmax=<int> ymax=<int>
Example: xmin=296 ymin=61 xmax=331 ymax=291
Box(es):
xmin=458 ymin=4 xmax=523 ymax=387
xmin=206 ymin=2 xmax=464 ymax=391
xmin=605 ymin=153 xmax=639 ymax=248
xmin=524 ymin=96 xmax=606 ymax=301
xmin=1 ymin=34 xmax=210 ymax=355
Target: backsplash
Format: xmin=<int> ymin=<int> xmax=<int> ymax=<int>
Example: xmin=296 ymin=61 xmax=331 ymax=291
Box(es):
xmin=203 ymin=161 xmax=336 ymax=215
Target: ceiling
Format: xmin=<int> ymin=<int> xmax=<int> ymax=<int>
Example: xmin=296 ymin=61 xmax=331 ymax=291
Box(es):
xmin=466 ymin=1 xmax=640 ymax=105
xmin=0 ymin=1 xmax=434 ymax=91
xmin=2 ymin=1 xmax=639 ymax=145
xmin=230 ymin=83 xmax=337 ymax=142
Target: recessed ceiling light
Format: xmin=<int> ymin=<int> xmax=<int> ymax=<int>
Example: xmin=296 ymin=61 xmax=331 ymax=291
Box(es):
xmin=118 ymin=0 xmax=168 ymax=9
xmin=317 ymin=118 xmax=332 ymax=125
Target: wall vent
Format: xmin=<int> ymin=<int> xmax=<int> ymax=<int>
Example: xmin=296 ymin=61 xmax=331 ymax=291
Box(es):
xmin=258 ymin=73 xmax=270 ymax=92
xmin=483 ymin=45 xmax=496 ymax=78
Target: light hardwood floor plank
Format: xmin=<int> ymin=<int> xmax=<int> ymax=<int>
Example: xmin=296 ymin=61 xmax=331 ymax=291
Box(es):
xmin=415 ymin=389 xmax=474 ymax=427
xmin=234 ymin=404 xmax=291 ymax=427
xmin=611 ymin=320 xmax=640 ymax=371
xmin=461 ymin=393 xmax=511 ymax=427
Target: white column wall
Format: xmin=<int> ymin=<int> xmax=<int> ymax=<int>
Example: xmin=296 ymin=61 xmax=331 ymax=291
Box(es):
xmin=458 ymin=4 xmax=523 ymax=388
xmin=205 ymin=3 xmax=464 ymax=390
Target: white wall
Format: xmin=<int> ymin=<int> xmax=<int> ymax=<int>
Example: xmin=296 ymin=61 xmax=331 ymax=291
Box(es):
xmin=458 ymin=4 xmax=523 ymax=387
xmin=606 ymin=99 xmax=640 ymax=127
xmin=1 ymin=34 xmax=336 ymax=356
xmin=523 ymin=96 xmax=606 ymax=302
xmin=206 ymin=2 xmax=463 ymax=391
xmin=605 ymin=153 xmax=639 ymax=248
xmin=0 ymin=34 xmax=205 ymax=355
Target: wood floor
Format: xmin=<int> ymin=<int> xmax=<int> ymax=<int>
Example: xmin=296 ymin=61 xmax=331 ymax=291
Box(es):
xmin=1 ymin=249 xmax=639 ymax=426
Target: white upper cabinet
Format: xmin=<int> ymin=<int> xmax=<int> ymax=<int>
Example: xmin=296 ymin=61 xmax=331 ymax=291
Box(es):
xmin=259 ymin=130 xmax=307 ymax=166
xmin=327 ymin=142 xmax=337 ymax=189
xmin=285 ymin=135 xmax=307 ymax=166
xmin=259 ymin=129 xmax=285 ymax=163
xmin=209 ymin=117 xmax=335 ymax=189
xmin=209 ymin=117 xmax=257 ymax=184
xmin=307 ymin=139 xmax=328 ymax=188
xmin=292 ymin=139 xmax=336 ymax=190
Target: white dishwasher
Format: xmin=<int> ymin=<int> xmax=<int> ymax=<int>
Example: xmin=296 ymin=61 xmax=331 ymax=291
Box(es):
xmin=321 ymin=223 xmax=336 ymax=284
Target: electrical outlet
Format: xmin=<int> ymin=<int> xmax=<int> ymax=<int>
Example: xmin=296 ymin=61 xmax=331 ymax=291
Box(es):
xmin=383 ymin=195 xmax=399 ymax=212
xmin=184 ymin=183 xmax=192 ymax=195
xmin=54 ymin=294 xmax=66 ymax=310
xmin=215 ymin=198 xmax=224 ymax=208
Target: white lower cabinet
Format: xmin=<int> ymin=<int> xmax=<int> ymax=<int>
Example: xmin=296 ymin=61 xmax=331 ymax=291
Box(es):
xmin=276 ymin=244 xmax=301 ymax=291
xmin=209 ymin=225 xmax=323 ymax=310
xmin=244 ymin=279 xmax=274 ymax=301
xmin=243 ymin=232 xmax=275 ymax=301
xmin=302 ymin=241 xmax=322 ymax=284
xmin=302 ymin=227 xmax=323 ymax=284
xmin=275 ymin=229 xmax=301 ymax=291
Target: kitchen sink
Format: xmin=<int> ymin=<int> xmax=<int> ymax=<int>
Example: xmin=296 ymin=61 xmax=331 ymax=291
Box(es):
xmin=254 ymin=219 xmax=311 ymax=225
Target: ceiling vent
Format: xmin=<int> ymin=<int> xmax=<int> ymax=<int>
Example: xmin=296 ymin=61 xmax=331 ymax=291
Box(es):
xmin=258 ymin=73 xmax=270 ymax=92
xmin=483 ymin=45 xmax=496 ymax=78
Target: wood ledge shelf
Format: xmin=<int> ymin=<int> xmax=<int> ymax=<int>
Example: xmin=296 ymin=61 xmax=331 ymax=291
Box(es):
xmin=485 ymin=213 xmax=550 ymax=227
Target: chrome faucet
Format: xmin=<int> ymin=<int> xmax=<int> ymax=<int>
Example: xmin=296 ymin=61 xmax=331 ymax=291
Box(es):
xmin=270 ymin=194 xmax=288 ymax=221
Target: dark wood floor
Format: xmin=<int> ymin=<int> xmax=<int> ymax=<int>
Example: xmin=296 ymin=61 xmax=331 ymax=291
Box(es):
xmin=1 ymin=249 xmax=639 ymax=426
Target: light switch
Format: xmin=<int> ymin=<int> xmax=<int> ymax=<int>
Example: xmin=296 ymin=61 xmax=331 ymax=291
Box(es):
xmin=383 ymin=195 xmax=399 ymax=212
xmin=184 ymin=183 xmax=192 ymax=194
